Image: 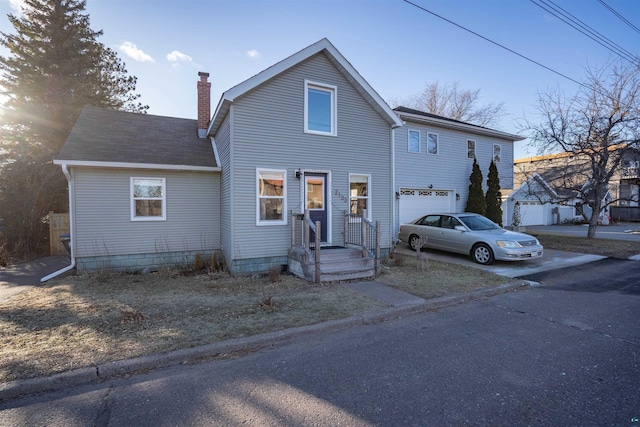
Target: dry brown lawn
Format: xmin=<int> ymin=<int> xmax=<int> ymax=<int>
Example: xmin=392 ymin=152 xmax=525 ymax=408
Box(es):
xmin=0 ymin=258 xmax=507 ymax=384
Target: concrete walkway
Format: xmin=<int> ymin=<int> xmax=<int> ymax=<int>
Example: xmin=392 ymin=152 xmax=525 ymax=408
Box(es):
xmin=343 ymin=281 xmax=425 ymax=306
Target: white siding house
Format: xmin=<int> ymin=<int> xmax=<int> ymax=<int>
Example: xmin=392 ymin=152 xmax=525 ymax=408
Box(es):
xmin=393 ymin=107 xmax=523 ymax=233
xmin=53 ymin=38 xmax=524 ymax=278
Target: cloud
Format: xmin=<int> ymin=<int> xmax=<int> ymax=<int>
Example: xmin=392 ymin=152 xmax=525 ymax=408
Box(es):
xmin=119 ymin=41 xmax=155 ymax=63
xmin=166 ymin=50 xmax=193 ymax=63
xmin=8 ymin=0 xmax=26 ymax=13
xmin=246 ymin=49 xmax=261 ymax=59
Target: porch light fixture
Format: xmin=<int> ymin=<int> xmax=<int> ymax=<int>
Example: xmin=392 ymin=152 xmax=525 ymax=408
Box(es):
xmin=456 ymin=193 xmax=460 ymax=201
xmin=428 ymin=184 xmax=433 ymax=189
xmin=395 ymin=191 xmax=400 ymax=200
xmin=295 ymin=169 xmax=302 ymax=180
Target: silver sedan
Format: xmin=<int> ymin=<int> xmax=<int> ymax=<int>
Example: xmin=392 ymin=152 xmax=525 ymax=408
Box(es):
xmin=398 ymin=213 xmax=544 ymax=265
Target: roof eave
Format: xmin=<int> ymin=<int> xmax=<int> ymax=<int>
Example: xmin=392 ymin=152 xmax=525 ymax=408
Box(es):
xmin=397 ymin=111 xmax=525 ymax=141
xmin=54 ymin=159 xmax=220 ymax=172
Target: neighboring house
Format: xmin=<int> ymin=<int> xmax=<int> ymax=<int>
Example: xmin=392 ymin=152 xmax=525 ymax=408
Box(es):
xmin=52 ymin=38 xmax=524 ymax=279
xmin=502 ymin=173 xmax=576 ymax=226
xmin=502 ymin=149 xmax=635 ymax=226
xmin=392 ymin=106 xmax=523 ymax=233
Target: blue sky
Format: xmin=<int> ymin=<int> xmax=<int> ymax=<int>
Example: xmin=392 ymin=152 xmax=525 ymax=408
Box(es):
xmin=1 ymin=0 xmax=639 ymax=159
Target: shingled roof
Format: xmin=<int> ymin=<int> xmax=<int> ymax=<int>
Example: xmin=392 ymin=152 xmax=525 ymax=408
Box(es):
xmin=56 ymin=106 xmax=218 ymax=170
xmin=394 ymin=106 xmax=525 ymax=142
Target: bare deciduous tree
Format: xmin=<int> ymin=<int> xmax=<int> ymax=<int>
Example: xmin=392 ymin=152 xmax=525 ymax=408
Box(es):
xmin=390 ymin=81 xmax=506 ymax=127
xmin=524 ymin=60 xmax=640 ymax=238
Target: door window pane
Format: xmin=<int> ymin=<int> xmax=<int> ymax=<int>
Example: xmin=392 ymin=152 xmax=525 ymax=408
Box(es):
xmin=306 ymin=177 xmax=324 ymax=209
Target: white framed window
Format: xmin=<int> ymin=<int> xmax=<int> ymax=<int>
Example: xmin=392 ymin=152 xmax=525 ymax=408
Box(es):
xmin=131 ymin=177 xmax=166 ymax=221
xmin=408 ymin=129 xmax=420 ymax=153
xmin=304 ymin=80 xmax=337 ymax=136
xmin=257 ymin=168 xmax=287 ymax=225
xmin=467 ymin=139 xmax=476 ymax=159
xmin=349 ymin=173 xmax=371 ymax=220
xmin=427 ymin=132 xmax=438 ymax=155
xmin=493 ymin=144 xmax=502 ymax=163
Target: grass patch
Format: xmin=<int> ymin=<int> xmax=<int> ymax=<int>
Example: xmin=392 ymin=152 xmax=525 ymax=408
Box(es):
xmin=0 ymin=271 xmax=386 ymax=383
xmin=378 ymin=253 xmax=508 ymax=299
xmin=529 ymin=232 xmax=640 ymax=259
xmin=0 ymin=256 xmax=510 ymax=384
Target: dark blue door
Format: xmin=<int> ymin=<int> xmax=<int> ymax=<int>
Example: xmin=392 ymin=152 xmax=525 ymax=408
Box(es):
xmin=305 ymin=173 xmax=327 ymax=243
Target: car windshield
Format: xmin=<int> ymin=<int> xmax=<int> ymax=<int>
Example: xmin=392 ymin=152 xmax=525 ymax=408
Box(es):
xmin=459 ymin=215 xmax=500 ymax=231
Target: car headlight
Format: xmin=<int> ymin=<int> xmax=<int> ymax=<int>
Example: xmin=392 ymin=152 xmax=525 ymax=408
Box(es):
xmin=496 ymin=240 xmax=522 ymax=248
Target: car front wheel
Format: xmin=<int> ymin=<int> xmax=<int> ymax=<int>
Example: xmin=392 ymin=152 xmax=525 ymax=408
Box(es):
xmin=471 ymin=243 xmax=494 ymax=265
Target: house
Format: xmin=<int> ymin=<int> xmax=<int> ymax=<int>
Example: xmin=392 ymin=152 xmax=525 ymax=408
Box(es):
xmin=392 ymin=106 xmax=523 ymax=232
xmin=501 ymin=148 xmax=637 ymax=226
xmin=53 ymin=107 xmax=221 ymax=272
xmin=50 ymin=38 xmax=524 ymax=281
xmin=52 ymin=38 xmax=402 ymax=281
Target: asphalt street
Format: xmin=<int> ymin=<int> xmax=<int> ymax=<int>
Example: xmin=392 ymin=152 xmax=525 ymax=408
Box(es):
xmin=1 ymin=259 xmax=638 ymax=426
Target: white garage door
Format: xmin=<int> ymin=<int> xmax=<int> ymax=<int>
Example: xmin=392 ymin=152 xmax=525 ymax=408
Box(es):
xmin=518 ymin=201 xmax=544 ymax=225
xmin=399 ymin=188 xmax=455 ymax=224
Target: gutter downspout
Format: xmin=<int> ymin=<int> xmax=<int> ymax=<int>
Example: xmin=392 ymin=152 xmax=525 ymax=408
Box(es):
xmin=390 ymin=122 xmax=402 ymax=247
xmin=41 ymin=164 xmax=75 ymax=282
xmin=390 ymin=126 xmax=396 ymax=247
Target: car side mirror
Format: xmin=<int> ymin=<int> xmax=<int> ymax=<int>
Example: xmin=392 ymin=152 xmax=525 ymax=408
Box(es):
xmin=454 ymin=225 xmax=467 ymax=232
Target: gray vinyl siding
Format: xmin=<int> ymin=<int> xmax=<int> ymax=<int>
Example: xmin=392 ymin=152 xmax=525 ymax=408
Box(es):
xmin=71 ymin=167 xmax=220 ymax=260
xmin=214 ymin=115 xmax=233 ymax=268
xmin=217 ymin=52 xmax=393 ymax=265
xmin=393 ymin=121 xmax=515 ymax=232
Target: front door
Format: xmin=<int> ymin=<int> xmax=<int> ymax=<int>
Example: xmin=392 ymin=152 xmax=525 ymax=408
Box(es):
xmin=305 ymin=173 xmax=328 ymax=243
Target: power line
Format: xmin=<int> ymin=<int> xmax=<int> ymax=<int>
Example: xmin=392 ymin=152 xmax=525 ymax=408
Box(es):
xmin=597 ymin=0 xmax=640 ymax=36
xmin=402 ymin=0 xmax=588 ymax=89
xmin=530 ymin=0 xmax=639 ymax=66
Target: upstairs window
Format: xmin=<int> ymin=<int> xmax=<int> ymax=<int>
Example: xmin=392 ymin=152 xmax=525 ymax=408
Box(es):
xmin=131 ymin=177 xmax=166 ymax=221
xmin=257 ymin=169 xmax=287 ymax=225
xmin=467 ymin=139 xmax=476 ymax=159
xmin=408 ymin=130 xmax=420 ymax=153
xmin=427 ymin=132 xmax=438 ymax=155
xmin=304 ymin=80 xmax=337 ymax=136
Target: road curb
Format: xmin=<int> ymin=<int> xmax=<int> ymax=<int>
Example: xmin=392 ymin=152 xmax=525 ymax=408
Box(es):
xmin=0 ymin=279 xmax=534 ymax=401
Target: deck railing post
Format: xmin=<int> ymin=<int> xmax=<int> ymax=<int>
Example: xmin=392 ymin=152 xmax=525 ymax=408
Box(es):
xmin=344 ymin=210 xmax=348 ymax=245
xmin=361 ymin=209 xmax=367 ymax=257
xmin=315 ymin=221 xmax=321 ymax=283
xmin=375 ymin=220 xmax=381 ymax=276
xmin=304 ymin=209 xmax=311 ymax=249
xmin=291 ymin=211 xmax=296 ymax=246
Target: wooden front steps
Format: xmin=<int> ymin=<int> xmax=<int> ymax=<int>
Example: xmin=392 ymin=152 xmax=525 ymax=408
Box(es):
xmin=288 ymin=246 xmax=376 ymax=282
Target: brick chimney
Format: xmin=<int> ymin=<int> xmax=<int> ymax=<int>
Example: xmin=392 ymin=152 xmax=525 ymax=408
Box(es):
xmin=197 ymin=71 xmax=211 ymax=138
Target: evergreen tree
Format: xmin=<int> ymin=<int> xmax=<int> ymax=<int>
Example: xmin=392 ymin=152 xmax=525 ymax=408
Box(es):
xmin=465 ymin=158 xmax=486 ymax=215
xmin=0 ymin=0 xmax=147 ymax=256
xmin=485 ymin=160 xmax=503 ymax=225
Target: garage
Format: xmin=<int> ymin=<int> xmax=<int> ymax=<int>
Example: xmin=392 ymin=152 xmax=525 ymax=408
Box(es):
xmin=518 ymin=200 xmax=544 ymax=225
xmin=399 ymin=188 xmax=456 ymax=224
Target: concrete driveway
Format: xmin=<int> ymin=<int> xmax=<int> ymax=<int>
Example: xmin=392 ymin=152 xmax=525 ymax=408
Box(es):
xmin=395 ymin=244 xmax=605 ymax=278
xmin=396 ymin=222 xmax=640 ymax=278
xmin=0 ymin=256 xmax=71 ymax=302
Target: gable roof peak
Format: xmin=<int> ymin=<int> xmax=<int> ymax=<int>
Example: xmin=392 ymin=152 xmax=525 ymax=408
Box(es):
xmin=207 ymin=38 xmax=402 ymax=135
